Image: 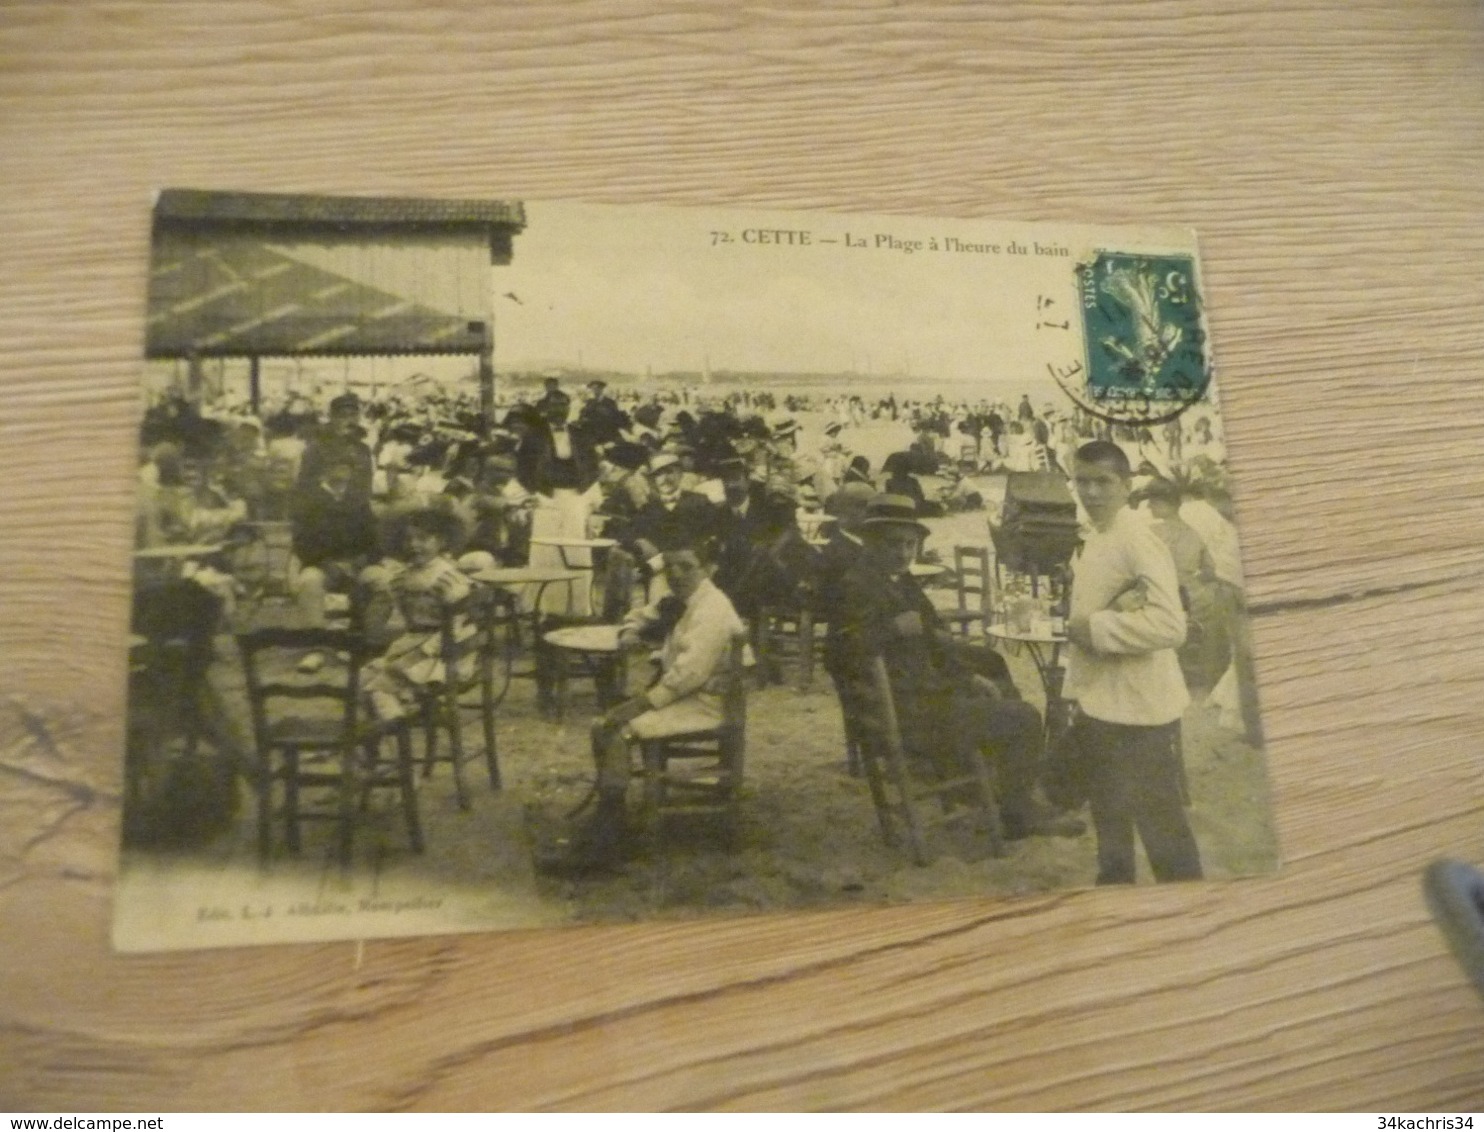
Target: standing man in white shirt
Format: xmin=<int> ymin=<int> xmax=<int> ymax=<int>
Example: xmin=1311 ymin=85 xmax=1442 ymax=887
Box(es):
xmin=1064 ymin=440 xmax=1203 ymax=885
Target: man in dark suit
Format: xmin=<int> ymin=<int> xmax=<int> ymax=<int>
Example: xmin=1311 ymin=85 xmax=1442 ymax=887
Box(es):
xmin=815 ymin=482 xmax=874 ymax=680
xmin=296 ymin=392 xmax=374 ymax=507
xmin=710 ymin=456 xmax=777 ymax=606
xmin=836 ymin=495 xmax=1080 ymax=840
xmin=576 ymin=379 xmax=629 ymax=446
xmin=515 ymin=389 xmax=601 ymax=497
xmin=533 ymin=376 xmax=568 ymax=421
xmin=712 ymin=455 xmax=821 ymax=619
xmin=613 ymin=451 xmax=718 ymax=591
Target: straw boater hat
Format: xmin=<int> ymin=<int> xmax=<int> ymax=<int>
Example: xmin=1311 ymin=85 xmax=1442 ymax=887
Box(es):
xmin=859 ymin=493 xmax=930 ymax=538
xmin=647 ymin=451 xmax=681 ymax=475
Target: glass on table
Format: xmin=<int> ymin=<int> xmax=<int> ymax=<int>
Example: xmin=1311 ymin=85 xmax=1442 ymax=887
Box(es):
xmin=1009 ymin=596 xmax=1036 ymax=634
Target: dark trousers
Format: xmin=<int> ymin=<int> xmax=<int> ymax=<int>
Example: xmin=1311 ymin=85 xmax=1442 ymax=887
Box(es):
xmin=898 ymin=687 xmax=1042 ymax=822
xmin=1080 ymin=716 xmax=1203 ymax=885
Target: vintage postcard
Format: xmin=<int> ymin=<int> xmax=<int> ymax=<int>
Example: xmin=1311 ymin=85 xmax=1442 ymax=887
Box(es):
xmin=115 ymin=192 xmax=1276 ymax=951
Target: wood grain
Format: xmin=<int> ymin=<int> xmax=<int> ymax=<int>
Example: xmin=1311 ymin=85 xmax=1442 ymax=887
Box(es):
xmin=4 ymin=0 xmax=1484 ymax=1111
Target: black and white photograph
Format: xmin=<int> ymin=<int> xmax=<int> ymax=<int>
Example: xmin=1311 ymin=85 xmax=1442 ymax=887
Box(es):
xmin=116 ymin=191 xmax=1278 ymax=951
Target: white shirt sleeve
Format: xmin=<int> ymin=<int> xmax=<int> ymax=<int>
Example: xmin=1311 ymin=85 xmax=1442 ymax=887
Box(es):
xmin=646 ymin=586 xmax=738 ymax=709
xmin=1087 ymin=522 xmax=1187 ymax=655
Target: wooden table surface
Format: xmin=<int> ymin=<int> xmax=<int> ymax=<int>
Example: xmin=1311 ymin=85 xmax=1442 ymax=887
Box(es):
xmin=4 ymin=0 xmax=1484 ymax=1112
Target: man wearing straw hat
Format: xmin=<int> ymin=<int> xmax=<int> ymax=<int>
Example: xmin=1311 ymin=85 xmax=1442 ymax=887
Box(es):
xmin=836 ymin=495 xmax=1081 ymax=841
xmin=612 ymin=450 xmax=718 ymax=591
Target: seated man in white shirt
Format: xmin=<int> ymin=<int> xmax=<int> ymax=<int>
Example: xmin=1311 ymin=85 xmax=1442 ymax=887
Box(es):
xmin=547 ymin=536 xmax=745 ymax=873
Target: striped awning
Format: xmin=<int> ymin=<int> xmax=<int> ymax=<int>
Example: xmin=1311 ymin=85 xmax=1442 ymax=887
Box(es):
xmin=145 ymin=189 xmax=525 ymax=358
xmin=146 ymin=233 xmax=487 ymax=358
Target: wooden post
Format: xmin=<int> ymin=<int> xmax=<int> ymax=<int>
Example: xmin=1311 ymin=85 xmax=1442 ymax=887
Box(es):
xmin=477 ymin=320 xmax=495 ymax=436
xmin=185 ymin=354 xmax=204 ymax=403
xmin=249 ymin=356 xmax=261 ymax=414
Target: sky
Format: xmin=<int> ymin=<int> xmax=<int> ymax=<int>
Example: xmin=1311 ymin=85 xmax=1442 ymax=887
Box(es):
xmin=489 ymin=200 xmax=1201 ymax=400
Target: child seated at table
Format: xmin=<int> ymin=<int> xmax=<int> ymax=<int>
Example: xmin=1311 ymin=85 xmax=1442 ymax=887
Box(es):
xmin=361 ymin=506 xmax=474 ymax=720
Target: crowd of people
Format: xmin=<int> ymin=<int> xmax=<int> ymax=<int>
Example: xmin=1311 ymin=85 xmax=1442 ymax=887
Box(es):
xmin=131 ymin=371 xmax=1254 ymax=885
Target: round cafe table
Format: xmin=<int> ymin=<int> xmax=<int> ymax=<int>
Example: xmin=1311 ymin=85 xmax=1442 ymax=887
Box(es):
xmin=529 ymin=535 xmax=617 ymax=569
xmin=466 ymin=566 xmax=590 ymax=714
xmin=986 ymin=619 xmax=1070 ymax=735
xmin=909 ymin=562 xmax=947 ymax=579
xmin=466 ymin=564 xmax=584 ymax=651
xmin=529 ymin=536 xmax=620 ymax=614
xmin=466 ymin=565 xmax=583 ymax=612
xmin=540 ymin=623 xmax=627 ymax=721
xmin=543 ymin=623 xmax=622 ymax=653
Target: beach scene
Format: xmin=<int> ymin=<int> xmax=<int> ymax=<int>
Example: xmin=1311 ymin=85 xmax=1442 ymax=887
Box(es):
xmin=118 ymin=197 xmax=1274 ymax=949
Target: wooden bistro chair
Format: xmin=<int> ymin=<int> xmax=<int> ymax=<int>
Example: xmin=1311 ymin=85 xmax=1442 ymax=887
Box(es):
xmin=638 ymin=635 xmax=749 ymax=849
xmin=834 ymin=679 xmax=867 ymax=780
xmin=416 ymin=586 xmax=510 ymax=807
xmin=941 ymin=544 xmax=993 ymax=638
xmin=855 ymin=655 xmax=1005 ymax=865
xmin=756 ymin=589 xmax=822 ymax=691
xmin=236 ymin=626 xmax=423 ymax=868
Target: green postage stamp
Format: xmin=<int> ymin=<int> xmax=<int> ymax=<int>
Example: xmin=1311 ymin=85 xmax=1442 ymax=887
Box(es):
xmin=1079 ymin=251 xmax=1208 ymax=403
